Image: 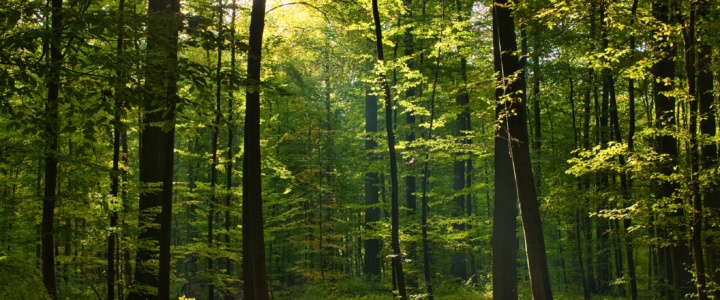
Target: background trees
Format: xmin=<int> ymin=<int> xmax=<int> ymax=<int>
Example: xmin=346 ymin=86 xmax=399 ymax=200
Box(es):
xmin=0 ymin=0 xmax=718 ymax=299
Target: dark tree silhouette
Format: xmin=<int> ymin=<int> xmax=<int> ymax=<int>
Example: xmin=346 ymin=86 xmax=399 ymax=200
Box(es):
xmin=242 ymin=0 xmax=270 ymax=297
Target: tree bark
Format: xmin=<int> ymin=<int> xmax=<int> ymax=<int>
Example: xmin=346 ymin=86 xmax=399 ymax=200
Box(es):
xmin=128 ymin=0 xmax=179 ymax=297
xmin=491 ymin=1 xmax=518 ymax=296
xmin=364 ymin=89 xmax=381 ymax=277
xmin=624 ymin=2 xmax=639 ymax=299
xmin=677 ymin=2 xmax=707 ymax=298
xmin=697 ymin=0 xmax=718 ymax=297
xmin=403 ymin=0 xmax=416 ymax=216
xmin=207 ymin=3 xmax=224 ymax=298
xmin=42 ymin=0 xmax=63 ymax=296
xmin=651 ymin=1 xmax=691 ymax=298
xmin=224 ymin=0 xmax=237 ymax=289
xmin=370 ymin=0 xmax=407 ymax=297
xmin=452 ymin=44 xmax=470 ymax=283
xmin=108 ymin=0 xmax=125 ymax=297
xmin=243 ymin=0 xmax=270 ymax=296
xmin=493 ymin=0 xmax=553 ymax=299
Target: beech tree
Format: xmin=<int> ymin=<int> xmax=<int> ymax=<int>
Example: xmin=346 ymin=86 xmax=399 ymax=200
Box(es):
xmin=42 ymin=0 xmax=63 ymax=297
xmin=127 ymin=0 xmax=180 ymax=296
xmin=493 ymin=0 xmax=552 ymax=298
xmin=242 ymin=0 xmax=270 ymax=297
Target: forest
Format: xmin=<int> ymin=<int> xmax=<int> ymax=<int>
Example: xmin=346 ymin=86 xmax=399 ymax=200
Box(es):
xmin=0 ymin=0 xmax=719 ymax=298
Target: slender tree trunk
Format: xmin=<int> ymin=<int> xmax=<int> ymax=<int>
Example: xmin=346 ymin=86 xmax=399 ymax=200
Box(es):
xmin=493 ymin=0 xmax=553 ymax=298
xmin=583 ymin=77 xmax=598 ymax=296
xmin=677 ymin=3 xmax=707 ymax=298
xmin=451 ymin=65 xmax=469 ymax=279
xmin=243 ymin=0 xmax=270 ymax=296
xmin=370 ymin=0 xmax=407 ymax=297
xmin=491 ymin=14 xmax=519 ymax=300
xmin=697 ymin=0 xmax=718 ymax=297
xmin=224 ymin=0 xmax=237 ymax=289
xmin=531 ymin=26 xmax=541 ymax=196
xmin=403 ymin=0 xmax=416 ymax=216
xmin=652 ymin=1 xmax=688 ymax=297
xmin=624 ymin=1 xmax=639 ymax=298
xmin=364 ymin=89 xmax=381 ymax=277
xmin=108 ymin=0 xmax=125 ymax=296
xmin=402 ymin=0 xmax=418 ymax=289
xmin=42 ymin=0 xmax=63 ymax=296
xmin=207 ymin=3 xmax=224 ymax=298
xmin=596 ymin=5 xmax=614 ymax=293
xmin=121 ymin=130 xmax=132 ymax=295
xmin=609 ymin=71 xmax=629 ymax=298
xmin=128 ymin=0 xmax=179 ymax=297
xmin=418 ymin=33 xmax=443 ymax=300
xmin=569 ymin=72 xmax=590 ymax=300
xmin=491 ymin=1 xmax=519 ymax=298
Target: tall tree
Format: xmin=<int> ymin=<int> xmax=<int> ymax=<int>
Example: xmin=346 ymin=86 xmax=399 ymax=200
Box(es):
xmin=697 ymin=0 xmax=718 ymax=296
xmin=624 ymin=1 xmax=639 ymax=298
xmin=403 ymin=0 xmax=417 ymax=217
xmin=491 ymin=0 xmax=519 ymax=297
xmin=207 ymin=1 xmax=225 ymax=298
xmin=652 ymin=0 xmax=691 ymax=297
xmin=364 ymin=89 xmax=381 ymax=277
xmin=224 ymin=0 xmax=238 ymax=288
xmin=418 ymin=19 xmax=444 ymax=298
xmin=452 ymin=0 xmax=470 ymax=280
xmin=676 ymin=1 xmax=707 ymax=298
xmin=108 ymin=0 xmax=126 ymax=297
xmin=243 ymin=0 xmax=270 ymax=296
xmin=370 ymin=0 xmax=407 ymax=297
xmin=128 ymin=0 xmax=180 ymax=296
xmin=492 ymin=0 xmax=552 ymax=299
xmin=42 ymin=0 xmax=63 ymax=297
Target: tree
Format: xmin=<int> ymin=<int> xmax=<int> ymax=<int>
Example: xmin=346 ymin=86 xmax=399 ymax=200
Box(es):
xmin=108 ymin=0 xmax=126 ymax=297
xmin=42 ymin=0 xmax=63 ymax=297
xmin=492 ymin=0 xmax=552 ymax=299
xmin=651 ymin=0 xmax=692 ymax=297
xmin=128 ymin=0 xmax=180 ymax=297
xmin=370 ymin=0 xmax=407 ymax=297
xmin=364 ymin=89 xmax=381 ymax=277
xmin=676 ymin=1 xmax=706 ymax=298
xmin=242 ymin=0 xmax=270 ymax=296
xmin=697 ymin=0 xmax=719 ymax=295
xmin=452 ymin=0 xmax=471 ymax=281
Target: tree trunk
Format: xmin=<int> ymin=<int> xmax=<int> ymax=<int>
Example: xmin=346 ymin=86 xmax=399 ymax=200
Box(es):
xmin=678 ymin=3 xmax=707 ymax=298
xmin=243 ymin=0 xmax=270 ymax=296
xmin=402 ymin=0 xmax=418 ymax=289
xmin=697 ymin=0 xmax=718 ymax=297
xmin=452 ymin=56 xmax=470 ymax=282
xmin=491 ymin=0 xmax=519 ymax=298
xmin=128 ymin=0 xmax=179 ymax=297
xmin=652 ymin=1 xmax=690 ymax=298
xmin=207 ymin=3 xmax=224 ymax=298
xmin=493 ymin=0 xmax=553 ymax=299
xmin=531 ymin=26 xmax=541 ymax=196
xmin=108 ymin=0 xmax=125 ymax=296
xmin=450 ymin=0 xmax=471 ymax=282
xmin=624 ymin=2 xmax=639 ymax=299
xmin=42 ymin=0 xmax=63 ymax=296
xmin=224 ymin=0 xmax=237 ymax=288
xmin=364 ymin=89 xmax=381 ymax=277
xmin=418 ymin=32 xmax=443 ymax=300
xmin=370 ymin=0 xmax=407 ymax=297
xmin=403 ymin=0 xmax=416 ymax=216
